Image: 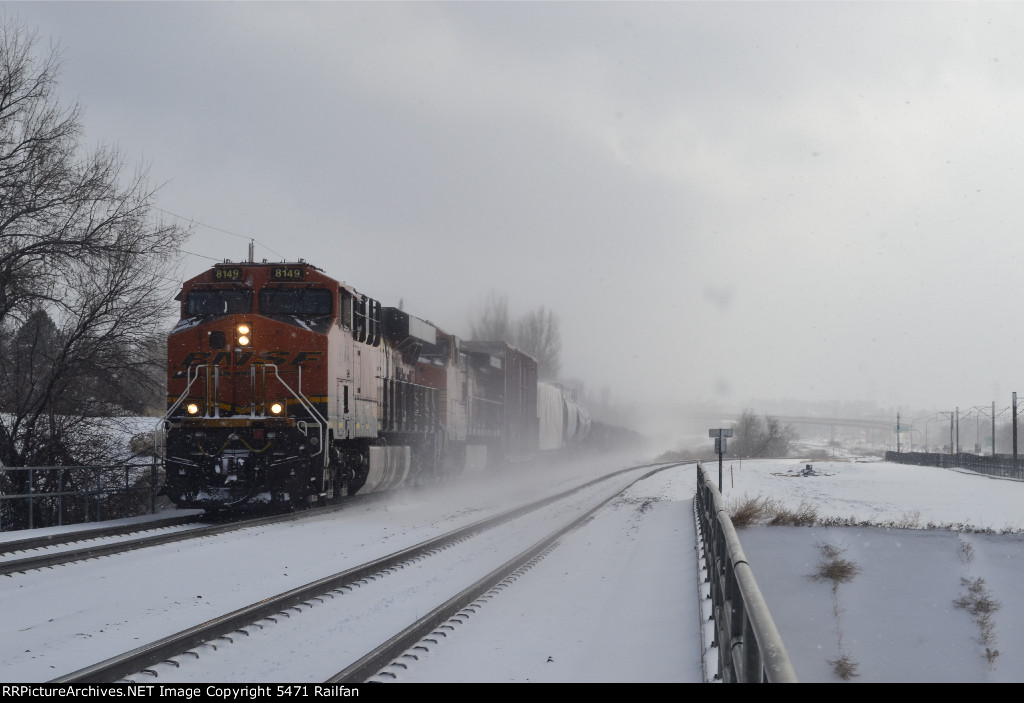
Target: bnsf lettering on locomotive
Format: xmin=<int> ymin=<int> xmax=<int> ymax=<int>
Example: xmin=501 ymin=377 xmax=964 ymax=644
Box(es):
xmin=291 ymin=351 xmax=322 ymax=365
xmin=211 ymin=351 xmax=254 ymax=366
xmin=259 ymin=350 xmax=290 ymax=365
xmin=271 ymin=267 xmax=303 ymax=280
xmin=181 ymin=351 xmax=211 ymax=366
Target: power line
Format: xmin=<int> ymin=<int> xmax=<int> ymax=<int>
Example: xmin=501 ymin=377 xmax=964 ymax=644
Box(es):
xmin=154 ymin=207 xmax=288 ymax=261
xmin=180 ymin=248 xmax=218 ymax=262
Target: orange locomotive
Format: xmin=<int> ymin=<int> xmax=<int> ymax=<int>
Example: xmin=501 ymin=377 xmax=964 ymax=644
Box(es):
xmin=161 ymin=259 xmax=538 ymax=510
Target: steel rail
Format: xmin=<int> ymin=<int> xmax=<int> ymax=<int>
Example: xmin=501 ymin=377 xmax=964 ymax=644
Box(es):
xmin=50 ymin=462 xmax=679 ymax=683
xmin=328 ymin=464 xmax=679 ymax=683
xmin=1 ymin=493 xmax=383 ymax=577
xmin=0 ymin=514 xmax=202 ymax=556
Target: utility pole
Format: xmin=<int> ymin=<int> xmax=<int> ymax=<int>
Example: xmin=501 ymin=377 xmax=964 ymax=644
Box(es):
xmin=975 ymin=411 xmax=980 ymax=454
xmin=896 ymin=412 xmax=901 ymax=453
xmin=1014 ymin=392 xmax=1018 ymax=474
xmin=939 ymin=411 xmax=953 ymax=458
xmin=992 ymin=401 xmax=996 ymax=457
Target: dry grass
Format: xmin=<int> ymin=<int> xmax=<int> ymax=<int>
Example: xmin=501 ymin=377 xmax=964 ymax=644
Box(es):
xmin=813 ymin=558 xmax=861 ymax=590
xmin=959 ymin=540 xmax=975 ymax=565
xmin=818 ymin=544 xmax=843 ymax=560
xmin=808 ymin=543 xmax=862 ymax=680
xmin=728 ymin=495 xmax=819 ymax=527
xmin=767 ymin=502 xmax=819 ymax=526
xmin=809 ymin=543 xmax=862 ymax=593
xmin=954 ymin=576 xmax=1001 ymax=663
xmin=827 ymin=654 xmax=860 ymax=680
xmin=727 ymin=493 xmax=1017 ymax=534
xmin=728 ymin=495 xmax=769 ymax=527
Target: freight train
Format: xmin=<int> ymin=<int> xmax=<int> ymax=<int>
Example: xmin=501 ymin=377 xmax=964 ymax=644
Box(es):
xmin=160 ymin=259 xmax=589 ymax=510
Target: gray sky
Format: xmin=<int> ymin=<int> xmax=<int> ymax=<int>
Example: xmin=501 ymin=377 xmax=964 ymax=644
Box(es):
xmin=8 ymin=1 xmax=1024 ymax=416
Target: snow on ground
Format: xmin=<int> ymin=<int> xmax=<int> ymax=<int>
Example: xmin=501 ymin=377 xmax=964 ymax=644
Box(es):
xmin=719 ymin=454 xmax=1024 ymax=682
xmin=6 ymin=447 xmax=1024 ymax=682
xmin=4 ymin=451 xmax=698 ymax=683
xmin=718 ymin=454 xmax=1024 ymax=532
xmin=388 ymin=467 xmax=703 ymax=683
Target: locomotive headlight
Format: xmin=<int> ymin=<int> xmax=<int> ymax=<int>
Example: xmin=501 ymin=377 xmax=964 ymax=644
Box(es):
xmin=270 ymin=403 xmax=283 ymax=415
xmin=237 ymin=335 xmax=250 ymax=346
xmin=237 ymin=324 xmax=250 ymax=335
xmin=237 ymin=324 xmax=251 ymax=347
xmin=186 ymin=403 xmax=200 ymax=415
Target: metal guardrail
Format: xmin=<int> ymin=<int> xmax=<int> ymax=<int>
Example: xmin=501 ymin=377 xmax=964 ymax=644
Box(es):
xmin=0 ymin=459 xmax=163 ymax=532
xmin=695 ymin=461 xmax=798 ymax=683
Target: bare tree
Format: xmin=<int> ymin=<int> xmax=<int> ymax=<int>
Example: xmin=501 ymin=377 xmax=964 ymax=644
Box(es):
xmin=467 ymin=292 xmax=564 ymax=381
xmin=762 ymin=414 xmax=796 ymax=457
xmin=468 ymin=290 xmax=512 ymax=342
xmin=0 ymin=16 xmax=186 ymax=479
xmin=730 ymin=409 xmax=794 ymax=458
xmin=730 ymin=409 xmax=765 ymax=457
xmin=516 ymin=306 xmax=561 ymax=380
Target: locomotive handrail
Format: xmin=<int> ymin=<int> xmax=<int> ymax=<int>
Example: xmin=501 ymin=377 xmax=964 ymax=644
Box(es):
xmin=159 ymin=363 xmax=327 ymax=464
xmin=264 ymin=364 xmax=327 ymax=464
xmin=161 ymin=364 xmax=209 ymax=421
xmin=155 ymin=364 xmax=213 ymax=459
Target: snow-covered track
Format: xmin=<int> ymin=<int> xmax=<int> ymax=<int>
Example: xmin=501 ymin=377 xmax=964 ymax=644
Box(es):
xmin=0 ymin=515 xmax=201 ymax=556
xmin=50 ymin=462 xmax=684 ymax=683
xmin=335 ymin=464 xmax=678 ymax=683
xmin=0 ymin=494 xmax=382 ymax=577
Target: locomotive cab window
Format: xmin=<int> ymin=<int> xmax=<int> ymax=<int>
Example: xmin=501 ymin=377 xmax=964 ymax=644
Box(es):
xmin=353 ymin=295 xmax=367 ymax=342
xmin=340 ymin=290 xmax=353 ymax=328
xmin=185 ymin=289 xmax=253 ymax=316
xmin=259 ymin=287 xmax=332 ymax=316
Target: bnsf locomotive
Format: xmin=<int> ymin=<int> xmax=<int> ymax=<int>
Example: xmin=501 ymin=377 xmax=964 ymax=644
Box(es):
xmin=161 ymin=259 xmax=588 ymax=510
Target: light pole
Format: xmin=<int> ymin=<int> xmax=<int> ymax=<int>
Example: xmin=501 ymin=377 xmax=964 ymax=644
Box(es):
xmin=976 ymin=410 xmax=981 ymax=453
xmin=970 ymin=407 xmax=995 ymax=456
xmin=962 ymin=407 xmax=978 ymax=456
xmin=939 ymin=411 xmax=955 ymax=461
xmin=911 ymin=415 xmax=937 ymax=453
xmin=896 ymin=411 xmax=902 ymax=453
xmin=1013 ymin=393 xmax=1019 ymax=471
xmin=924 ymin=414 xmax=938 ymax=453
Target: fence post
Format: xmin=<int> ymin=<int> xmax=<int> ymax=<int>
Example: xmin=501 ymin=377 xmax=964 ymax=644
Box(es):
xmin=151 ymin=454 xmax=158 ymax=515
xmin=28 ymin=468 xmax=34 ymax=530
xmin=58 ymin=468 xmax=64 ymax=526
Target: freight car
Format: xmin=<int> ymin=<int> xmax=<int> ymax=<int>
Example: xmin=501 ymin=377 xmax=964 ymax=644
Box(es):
xmin=538 ymin=382 xmax=591 ymax=452
xmin=160 ymin=259 xmax=580 ymax=510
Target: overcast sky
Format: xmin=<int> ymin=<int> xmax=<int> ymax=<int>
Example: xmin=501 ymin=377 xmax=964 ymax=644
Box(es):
xmin=8 ymin=1 xmax=1024 ymax=418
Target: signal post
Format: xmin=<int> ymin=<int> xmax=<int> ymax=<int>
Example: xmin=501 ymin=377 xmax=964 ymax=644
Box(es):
xmin=709 ymin=428 xmax=733 ymax=492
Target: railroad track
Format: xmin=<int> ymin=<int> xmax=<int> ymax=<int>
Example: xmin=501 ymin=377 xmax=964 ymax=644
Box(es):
xmin=50 ymin=462 xmax=685 ymax=683
xmin=0 ymin=514 xmax=204 ymax=556
xmin=0 ymin=493 xmax=384 ymax=577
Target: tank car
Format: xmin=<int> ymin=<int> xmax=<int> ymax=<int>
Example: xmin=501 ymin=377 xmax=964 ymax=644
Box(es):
xmin=160 ymin=259 xmax=546 ymax=511
xmin=538 ymin=382 xmax=592 ymax=451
